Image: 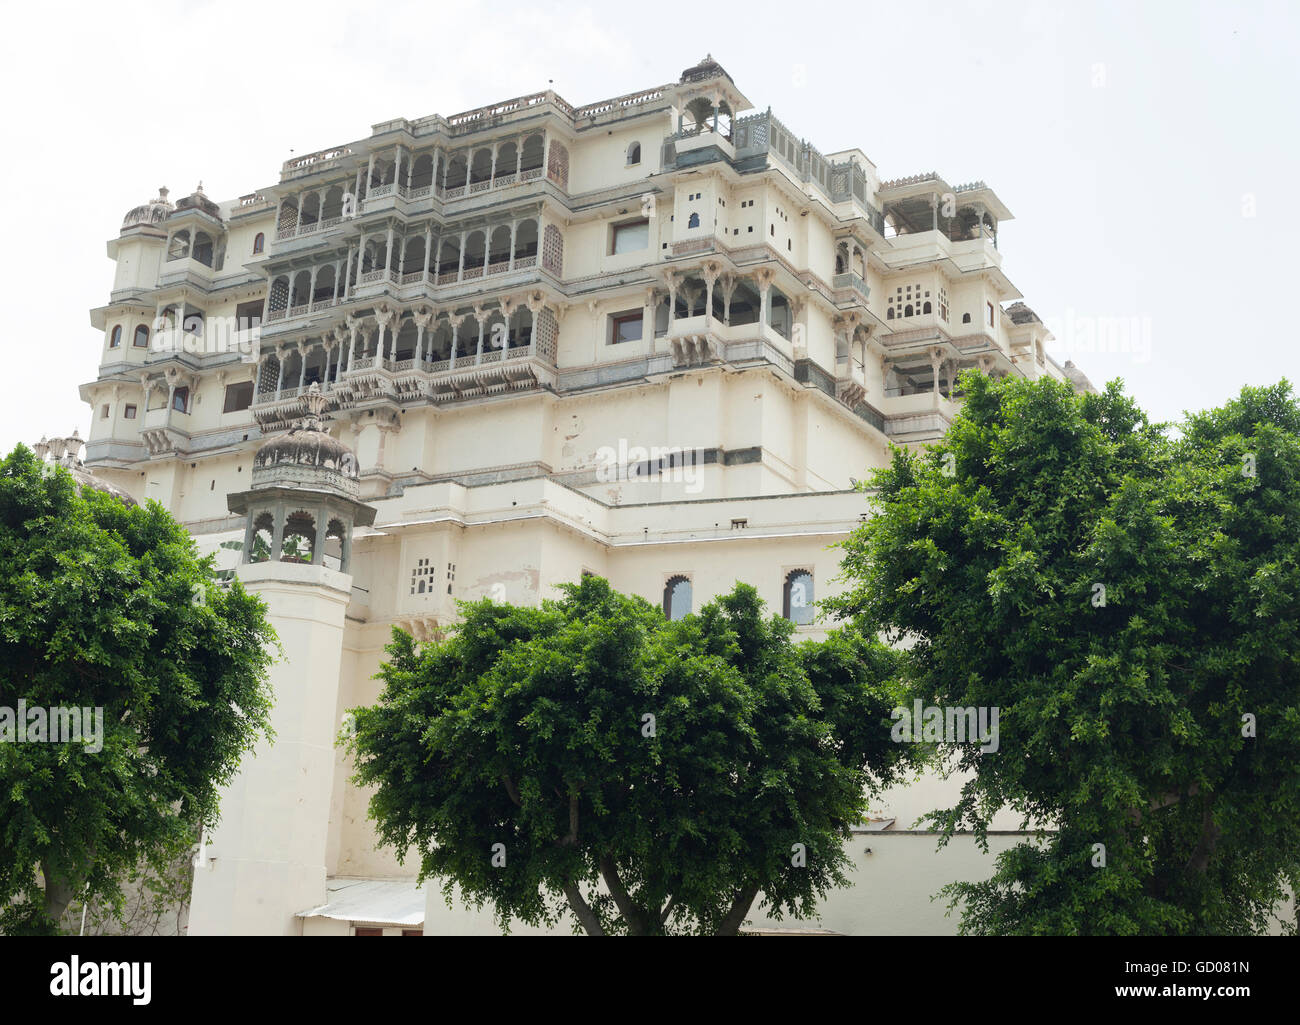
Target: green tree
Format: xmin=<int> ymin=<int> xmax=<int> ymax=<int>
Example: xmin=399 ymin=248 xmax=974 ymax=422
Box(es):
xmin=0 ymin=445 xmax=277 ymax=934
xmin=349 ymin=575 xmax=911 ymax=935
xmin=826 ymin=373 xmax=1300 ymax=935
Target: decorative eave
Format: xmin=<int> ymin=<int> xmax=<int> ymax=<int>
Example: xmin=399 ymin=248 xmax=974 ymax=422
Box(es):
xmin=226 ymin=484 xmax=377 ymax=526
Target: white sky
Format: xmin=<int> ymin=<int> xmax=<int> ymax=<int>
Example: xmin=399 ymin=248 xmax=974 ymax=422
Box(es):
xmin=1 ymin=0 xmax=1295 ymax=454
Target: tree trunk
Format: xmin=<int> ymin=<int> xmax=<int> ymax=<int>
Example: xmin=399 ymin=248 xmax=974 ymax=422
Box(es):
xmin=41 ymin=861 xmax=76 ymax=926
xmin=715 ymin=885 xmax=760 ymax=936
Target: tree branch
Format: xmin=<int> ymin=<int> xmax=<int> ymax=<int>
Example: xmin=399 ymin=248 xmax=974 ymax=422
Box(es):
xmin=500 ymin=773 xmax=522 ymax=808
xmin=562 ymin=880 xmax=605 ymax=936
xmin=660 ymin=894 xmax=679 ymax=925
xmin=559 ymin=792 xmax=580 ymax=848
xmin=598 ymin=854 xmax=654 ymax=935
xmin=1127 ymin=783 xmax=1200 ymax=824
xmin=1183 ymin=792 xmax=1221 ymax=876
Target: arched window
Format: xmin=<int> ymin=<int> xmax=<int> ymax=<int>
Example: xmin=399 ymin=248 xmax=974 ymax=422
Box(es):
xmin=133 ymin=325 xmax=150 ymax=348
xmin=249 ymin=513 xmax=274 ymax=563
xmin=109 ymin=326 xmax=122 ymax=348
xmin=687 ymin=212 xmax=700 ymax=229
xmin=282 ymin=511 xmax=316 ymax=564
xmin=627 ymin=141 xmax=641 ymax=165
xmin=962 ymin=312 xmax=971 ymax=324
xmin=253 ymin=232 xmax=265 ymax=254
xmin=904 ymin=304 xmax=914 ymax=317
xmin=663 ymin=575 xmax=692 ymax=620
xmin=923 ymin=301 xmax=932 ymax=314
xmin=782 ymin=570 xmax=814 ymax=626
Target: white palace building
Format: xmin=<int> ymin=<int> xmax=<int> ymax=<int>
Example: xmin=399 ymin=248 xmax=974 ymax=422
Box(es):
xmin=73 ymin=56 xmax=1095 ymax=935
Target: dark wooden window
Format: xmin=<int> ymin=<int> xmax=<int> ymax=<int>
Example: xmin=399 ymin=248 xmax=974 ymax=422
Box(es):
xmin=223 ymin=381 xmax=254 ymax=413
xmin=610 ymin=312 xmax=643 ymax=344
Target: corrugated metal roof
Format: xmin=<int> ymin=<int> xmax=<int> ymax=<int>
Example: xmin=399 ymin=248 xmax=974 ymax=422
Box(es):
xmin=296 ymin=877 xmax=426 ymax=926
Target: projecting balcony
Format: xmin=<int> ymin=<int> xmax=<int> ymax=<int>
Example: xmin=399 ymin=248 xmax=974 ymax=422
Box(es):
xmin=274 ymin=215 xmax=347 ymax=243
xmin=336 ymin=346 xmax=553 ymax=406
xmin=347 ymin=255 xmax=541 ymax=303
xmin=356 ymin=166 xmax=551 ymax=217
xmin=140 ymin=406 xmax=191 ymax=456
xmin=250 ymin=348 xmax=556 ymax=428
xmin=665 ymin=314 xmax=794 ymax=367
xmin=832 ymin=272 xmax=871 ymax=306
xmin=250 ymin=386 xmax=315 ymax=428
xmin=883 ymin=228 xmax=1002 ymax=273
xmin=158 ymin=256 xmax=217 ymax=287
xmin=670 ymin=129 xmax=736 ymax=161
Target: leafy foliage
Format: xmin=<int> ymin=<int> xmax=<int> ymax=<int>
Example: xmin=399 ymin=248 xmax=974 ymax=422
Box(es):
xmin=350 ymin=575 xmax=912 ymax=935
xmin=0 ymin=445 xmax=277 ymax=934
xmin=826 ymin=374 xmax=1300 ymax=935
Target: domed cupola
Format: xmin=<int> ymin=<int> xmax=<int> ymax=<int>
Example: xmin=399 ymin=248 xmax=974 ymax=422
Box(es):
xmin=229 ymin=383 xmax=374 ymax=573
xmin=173 ymin=181 xmax=222 ymax=220
xmin=673 ymin=54 xmax=751 ymax=133
xmin=680 ymin=54 xmax=733 ymax=85
xmin=33 ymin=430 xmax=138 ymax=506
xmin=251 ymin=383 xmax=358 ymax=498
xmin=121 ymin=186 xmax=173 ymax=230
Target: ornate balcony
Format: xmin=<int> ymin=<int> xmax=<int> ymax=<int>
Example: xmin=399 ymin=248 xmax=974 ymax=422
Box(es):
xmin=250 ymin=348 xmax=556 ymax=430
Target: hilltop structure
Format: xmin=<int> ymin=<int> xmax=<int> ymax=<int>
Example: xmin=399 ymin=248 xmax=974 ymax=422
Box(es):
xmin=80 ymin=56 xmax=1087 ymax=935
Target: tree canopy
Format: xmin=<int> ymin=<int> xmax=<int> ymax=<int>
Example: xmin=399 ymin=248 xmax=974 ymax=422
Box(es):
xmin=0 ymin=445 xmax=276 ymax=934
xmin=825 ymin=373 xmax=1300 ymax=935
xmin=350 ymin=575 xmax=912 ymax=935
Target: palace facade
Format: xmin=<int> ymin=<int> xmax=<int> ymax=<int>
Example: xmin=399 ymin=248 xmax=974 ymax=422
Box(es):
xmin=78 ymin=56 xmax=1092 ymax=935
